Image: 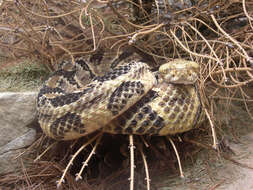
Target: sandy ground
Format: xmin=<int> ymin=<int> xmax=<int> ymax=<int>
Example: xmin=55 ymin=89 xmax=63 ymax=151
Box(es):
xmin=217 ymin=133 xmax=253 ymax=190
xmin=156 ymin=131 xmax=253 ymax=190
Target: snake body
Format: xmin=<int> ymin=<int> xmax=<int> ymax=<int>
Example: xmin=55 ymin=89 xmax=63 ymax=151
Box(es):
xmin=37 ymin=58 xmax=204 ymax=140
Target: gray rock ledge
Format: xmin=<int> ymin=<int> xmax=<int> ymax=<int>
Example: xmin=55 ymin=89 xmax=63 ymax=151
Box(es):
xmin=0 ymin=92 xmax=38 ymax=174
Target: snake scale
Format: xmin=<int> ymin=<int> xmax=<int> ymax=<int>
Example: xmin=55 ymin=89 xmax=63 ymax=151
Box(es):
xmin=37 ymin=55 xmax=205 ymax=140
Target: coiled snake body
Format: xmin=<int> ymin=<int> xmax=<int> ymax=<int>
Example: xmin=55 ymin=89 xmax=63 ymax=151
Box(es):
xmin=37 ymin=58 xmax=204 ymax=140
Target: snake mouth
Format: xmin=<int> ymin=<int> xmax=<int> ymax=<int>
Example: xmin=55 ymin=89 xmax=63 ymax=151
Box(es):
xmin=163 ymin=73 xmax=198 ymax=85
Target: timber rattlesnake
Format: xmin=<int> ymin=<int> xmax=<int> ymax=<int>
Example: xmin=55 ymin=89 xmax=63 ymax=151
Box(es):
xmin=37 ymin=54 xmax=204 ymax=140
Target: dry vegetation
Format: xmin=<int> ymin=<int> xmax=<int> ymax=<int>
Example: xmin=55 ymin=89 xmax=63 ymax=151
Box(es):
xmin=0 ymin=0 xmax=253 ymax=189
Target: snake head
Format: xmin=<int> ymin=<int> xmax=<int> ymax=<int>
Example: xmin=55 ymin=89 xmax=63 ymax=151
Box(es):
xmin=159 ymin=59 xmax=199 ymax=84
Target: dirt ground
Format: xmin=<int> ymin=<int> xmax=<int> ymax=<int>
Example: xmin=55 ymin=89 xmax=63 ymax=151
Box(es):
xmin=217 ymin=133 xmax=253 ymax=190
xmin=168 ymin=131 xmax=253 ymax=190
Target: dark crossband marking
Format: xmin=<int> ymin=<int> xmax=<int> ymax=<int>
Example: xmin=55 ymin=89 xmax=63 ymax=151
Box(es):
xmin=107 ymin=81 xmax=145 ymax=115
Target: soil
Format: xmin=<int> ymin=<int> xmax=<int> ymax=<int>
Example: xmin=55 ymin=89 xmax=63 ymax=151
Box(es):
xmin=217 ymin=133 xmax=253 ymax=190
xmin=165 ymin=131 xmax=253 ymax=190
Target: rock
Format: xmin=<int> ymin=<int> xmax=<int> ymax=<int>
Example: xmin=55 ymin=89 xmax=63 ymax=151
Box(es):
xmin=0 ymin=129 xmax=36 ymax=173
xmin=0 ymin=92 xmax=38 ymax=174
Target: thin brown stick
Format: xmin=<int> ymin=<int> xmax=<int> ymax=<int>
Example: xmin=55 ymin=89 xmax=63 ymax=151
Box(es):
xmin=242 ymin=0 xmax=253 ymax=30
xmin=89 ymin=14 xmax=96 ymax=50
xmin=204 ymin=108 xmax=218 ymax=150
xmin=34 ymin=142 xmax=57 ymax=162
xmin=129 ymin=23 xmax=165 ymax=45
xmin=13 ymin=136 xmax=45 ymax=160
xmin=138 ymin=143 xmax=150 ymax=190
xmin=212 ymin=67 xmax=253 ymax=75
xmin=208 ymin=179 xmax=225 ymax=190
xmin=169 ymin=29 xmax=220 ymax=62
xmin=18 ymin=0 xmax=80 ymax=19
xmin=56 ymin=133 xmax=102 ymax=188
xmin=75 ymin=134 xmax=102 ymax=181
xmin=51 ymin=43 xmax=75 ymax=65
xmin=129 ymin=135 xmax=135 ymax=190
xmin=211 ymin=14 xmax=253 ymax=79
xmin=140 ymin=136 xmax=149 ymax=148
xmin=166 ymin=137 xmax=184 ymax=178
xmin=108 ymin=1 xmax=157 ymax=30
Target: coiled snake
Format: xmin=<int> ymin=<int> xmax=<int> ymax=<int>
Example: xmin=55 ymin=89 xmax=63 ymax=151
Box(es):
xmin=37 ymin=58 xmax=204 ymax=140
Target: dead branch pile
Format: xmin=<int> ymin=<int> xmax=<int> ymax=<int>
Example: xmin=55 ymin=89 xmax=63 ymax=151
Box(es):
xmin=0 ymin=0 xmax=253 ymax=189
xmin=0 ymin=0 xmax=252 ymax=104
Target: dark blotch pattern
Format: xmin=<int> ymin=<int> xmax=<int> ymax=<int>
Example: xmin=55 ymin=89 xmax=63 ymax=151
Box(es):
xmin=137 ymin=113 xmax=144 ymax=120
xmin=48 ymin=85 xmax=95 ymax=107
xmin=136 ymin=127 xmax=145 ymax=133
xmin=158 ymin=101 xmax=165 ymax=107
xmin=111 ymin=49 xmax=134 ymax=68
xmin=185 ymin=98 xmax=190 ymax=104
xmin=38 ymin=82 xmax=96 ymax=108
xmin=141 ymin=105 xmax=151 ymax=114
xmin=38 ymin=113 xmax=51 ymax=123
xmin=50 ymin=112 xmax=85 ymax=139
xmin=37 ymin=86 xmax=64 ymax=107
xmin=141 ymin=120 xmax=150 ymax=127
xmin=129 ymin=120 xmax=137 ymax=127
xmin=149 ymin=113 xmax=156 ymax=120
xmin=169 ymin=113 xmax=176 ymax=120
xmin=168 ymin=97 xmax=177 ymax=106
xmin=105 ymin=89 xmax=160 ymax=134
xmin=178 ymin=98 xmax=184 ymax=105
xmin=76 ymin=59 xmax=96 ymax=78
xmin=164 ymin=107 xmax=170 ymax=113
xmin=118 ymin=116 xmax=126 ymax=126
xmin=146 ymin=127 xmax=156 ymax=134
xmin=54 ymin=69 xmax=80 ymax=88
xmin=107 ymin=81 xmax=145 ymax=115
xmin=183 ymin=105 xmax=188 ymax=112
xmin=174 ymin=106 xmax=180 ymax=113
xmin=89 ymin=49 xmax=105 ymax=65
xmin=153 ymin=116 xmax=165 ymax=128
xmin=49 ymin=92 xmax=84 ymax=107
xmin=95 ymin=64 xmax=132 ymax=82
xmin=124 ymin=110 xmax=134 ymax=120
